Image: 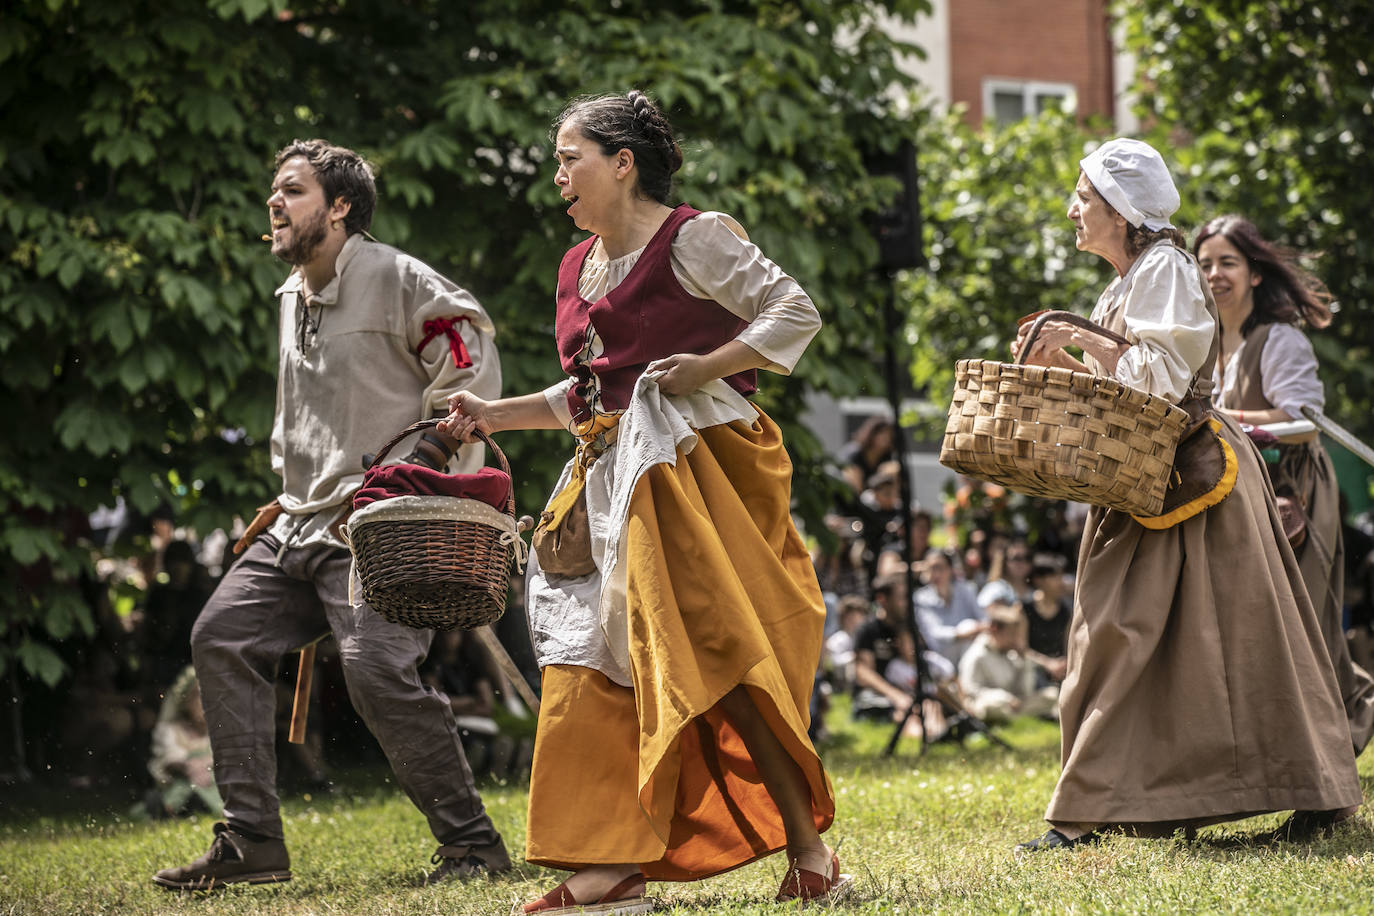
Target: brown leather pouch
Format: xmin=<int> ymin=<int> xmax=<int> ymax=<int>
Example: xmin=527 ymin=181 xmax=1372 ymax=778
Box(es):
xmin=1133 ymin=399 xmax=1238 ymax=529
xmin=1266 ymin=446 xmax=1310 ymax=549
xmin=233 ymin=499 xmax=284 ymax=555
xmin=532 ymin=421 xmax=618 ymax=579
xmin=531 ymin=486 xmax=595 ymax=578
xmin=328 ymin=506 xmax=352 ymax=544
xmin=1275 ymin=492 xmax=1309 ymax=548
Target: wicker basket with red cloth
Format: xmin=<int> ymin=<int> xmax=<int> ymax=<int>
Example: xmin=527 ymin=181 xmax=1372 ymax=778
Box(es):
xmin=354 ymin=464 xmax=512 ymax=511
xmin=343 ymin=421 xmax=523 ymax=630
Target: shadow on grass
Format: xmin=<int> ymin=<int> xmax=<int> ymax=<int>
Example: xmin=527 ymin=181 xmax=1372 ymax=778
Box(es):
xmin=0 ymin=760 xmax=434 ymax=832
xmin=1186 ymin=814 xmax=1374 ymax=860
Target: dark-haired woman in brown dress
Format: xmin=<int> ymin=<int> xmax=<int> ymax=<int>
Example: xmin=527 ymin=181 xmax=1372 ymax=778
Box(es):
xmin=1197 ymin=214 xmax=1374 ymax=756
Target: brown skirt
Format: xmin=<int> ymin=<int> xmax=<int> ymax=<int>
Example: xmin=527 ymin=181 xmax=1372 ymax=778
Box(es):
xmin=1047 ymin=415 xmax=1361 ymax=827
xmin=524 ymin=411 xmax=834 ymax=879
xmin=1276 ymin=440 xmax=1374 ymax=753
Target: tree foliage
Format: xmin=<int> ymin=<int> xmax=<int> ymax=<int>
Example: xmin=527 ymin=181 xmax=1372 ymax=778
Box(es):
xmin=890 ymin=107 xmax=1119 ymax=547
xmin=900 ymin=107 xmax=1116 ymax=435
xmin=1 ymin=0 xmax=928 ymax=688
xmin=1118 ymin=0 xmax=1374 ymax=431
xmin=901 ymin=3 xmax=1374 ymax=526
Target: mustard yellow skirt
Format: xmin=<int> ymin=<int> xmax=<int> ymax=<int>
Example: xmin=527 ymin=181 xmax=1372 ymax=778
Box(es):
xmin=524 ymin=411 xmax=835 ymax=880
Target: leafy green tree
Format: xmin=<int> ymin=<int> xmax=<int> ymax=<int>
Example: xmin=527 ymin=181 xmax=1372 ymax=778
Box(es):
xmin=892 ymin=107 xmax=1119 ymax=546
xmin=1118 ymin=0 xmax=1374 ymax=434
xmin=900 ymin=107 xmax=1116 ymax=434
xmin=903 ymin=0 xmax=1374 ymax=528
xmin=1 ymin=0 xmax=929 ymax=768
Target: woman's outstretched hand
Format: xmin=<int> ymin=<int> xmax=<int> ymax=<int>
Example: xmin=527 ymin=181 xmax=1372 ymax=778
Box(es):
xmin=439 ymin=391 xmax=493 ymax=442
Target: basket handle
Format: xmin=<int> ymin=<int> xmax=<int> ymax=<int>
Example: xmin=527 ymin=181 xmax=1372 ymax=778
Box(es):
xmin=1015 ymin=309 xmax=1130 ymax=367
xmin=365 ymin=420 xmax=515 ymax=517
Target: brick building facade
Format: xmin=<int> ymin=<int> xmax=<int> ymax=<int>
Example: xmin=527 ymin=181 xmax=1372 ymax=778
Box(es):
xmin=890 ymin=0 xmax=1131 ymax=129
xmin=950 ymin=0 xmax=1114 ymax=124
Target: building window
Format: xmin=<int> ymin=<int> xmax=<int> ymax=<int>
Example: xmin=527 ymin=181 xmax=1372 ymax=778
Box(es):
xmin=982 ymin=79 xmax=1077 ymax=125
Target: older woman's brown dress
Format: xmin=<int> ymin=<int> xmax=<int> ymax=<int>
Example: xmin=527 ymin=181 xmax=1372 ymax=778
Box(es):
xmin=1045 ymin=246 xmax=1360 ymax=828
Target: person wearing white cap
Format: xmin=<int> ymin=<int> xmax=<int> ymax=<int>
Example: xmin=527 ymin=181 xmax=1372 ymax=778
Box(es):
xmin=1010 ymin=138 xmax=1361 ymax=854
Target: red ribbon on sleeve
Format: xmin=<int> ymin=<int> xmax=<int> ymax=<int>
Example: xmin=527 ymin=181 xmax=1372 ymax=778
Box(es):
xmin=417 ymin=316 xmax=473 ymax=369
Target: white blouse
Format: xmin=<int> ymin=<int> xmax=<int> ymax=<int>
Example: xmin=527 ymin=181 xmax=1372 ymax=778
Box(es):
xmin=1089 ymin=243 xmax=1213 ymax=404
xmin=542 ymin=211 xmax=822 ymax=428
xmin=1213 ymin=322 xmax=1324 ymax=419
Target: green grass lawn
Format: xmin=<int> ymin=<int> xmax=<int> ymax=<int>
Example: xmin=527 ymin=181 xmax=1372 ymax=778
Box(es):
xmin=4 ymin=703 xmax=1374 ymax=915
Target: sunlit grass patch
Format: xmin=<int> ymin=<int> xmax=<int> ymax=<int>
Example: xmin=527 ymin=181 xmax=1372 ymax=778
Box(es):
xmin=3 ymin=704 xmax=1373 ymax=914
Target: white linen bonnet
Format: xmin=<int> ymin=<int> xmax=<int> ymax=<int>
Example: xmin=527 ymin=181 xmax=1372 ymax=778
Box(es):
xmin=1079 ymin=138 xmax=1179 ymax=232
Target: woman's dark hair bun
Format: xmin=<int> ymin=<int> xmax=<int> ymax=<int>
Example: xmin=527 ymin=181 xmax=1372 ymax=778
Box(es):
xmin=627 ymin=90 xmax=683 ymax=175
xmin=553 ymin=90 xmax=683 ymax=203
xmin=629 ymin=90 xmax=654 ymax=123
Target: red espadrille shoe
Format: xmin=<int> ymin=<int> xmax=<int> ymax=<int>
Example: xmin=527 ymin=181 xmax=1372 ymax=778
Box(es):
xmin=519 ymin=872 xmax=654 ymax=915
xmin=776 ymin=849 xmax=854 ymax=906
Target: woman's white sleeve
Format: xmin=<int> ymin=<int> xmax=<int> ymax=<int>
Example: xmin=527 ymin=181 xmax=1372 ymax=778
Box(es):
xmin=1113 ymin=251 xmax=1214 ymax=403
xmin=670 ymin=212 xmax=821 ymax=374
xmin=1259 ymin=324 xmax=1325 ymax=419
xmin=541 ymin=378 xmax=575 ymax=431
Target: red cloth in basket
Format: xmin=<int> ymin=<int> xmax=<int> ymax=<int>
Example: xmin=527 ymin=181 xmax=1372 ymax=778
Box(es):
xmin=353 ymin=464 xmax=511 ymax=512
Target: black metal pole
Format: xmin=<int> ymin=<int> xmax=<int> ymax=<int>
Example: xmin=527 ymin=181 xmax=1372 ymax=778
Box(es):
xmin=7 ymin=662 xmax=32 ymax=782
xmin=877 ymin=272 xmax=936 ymax=756
xmin=877 ymin=273 xmax=1010 ymax=756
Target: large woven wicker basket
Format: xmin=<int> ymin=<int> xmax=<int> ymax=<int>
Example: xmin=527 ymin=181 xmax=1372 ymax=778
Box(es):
xmin=345 ymin=422 xmax=521 ymax=631
xmin=939 ymin=310 xmax=1190 ymax=516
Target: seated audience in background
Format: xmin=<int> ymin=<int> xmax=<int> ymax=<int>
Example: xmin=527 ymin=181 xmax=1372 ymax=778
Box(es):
xmin=852 ymin=574 xmax=918 ymax=721
xmin=875 ymin=507 xmax=933 ymax=579
xmin=856 ymin=461 xmax=904 ymax=579
xmin=914 ymin=548 xmax=985 ymax=669
xmin=882 ymin=628 xmax=950 ymax=741
xmin=420 ymin=628 xmax=534 ymax=779
xmin=838 ymin=416 xmax=896 ymax=502
xmin=824 ymin=595 xmax=871 ymax=693
xmin=977 ymin=538 xmax=1034 ymax=610
xmin=1023 ymin=553 xmax=1073 ymax=683
xmin=958 ymin=602 xmax=1059 ymax=724
xmin=814 ymin=514 xmax=869 ymax=606
xmin=853 ymin=574 xmax=954 ymax=735
xmin=142 ymin=665 xmax=221 ymax=819
xmin=422 ymin=629 xmax=501 ymax=721
xmin=961 ymin=527 xmax=995 ymax=591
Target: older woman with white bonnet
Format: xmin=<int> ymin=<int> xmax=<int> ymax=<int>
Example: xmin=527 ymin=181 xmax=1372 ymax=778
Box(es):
xmin=1081 ymin=137 xmax=1180 ymax=231
xmin=1011 ymin=137 xmax=1360 ymax=854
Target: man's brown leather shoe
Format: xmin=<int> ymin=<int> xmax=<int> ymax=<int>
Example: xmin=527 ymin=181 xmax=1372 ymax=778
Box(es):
xmin=153 ymin=822 xmax=292 ymax=891
xmin=423 ymin=837 xmax=513 ymax=885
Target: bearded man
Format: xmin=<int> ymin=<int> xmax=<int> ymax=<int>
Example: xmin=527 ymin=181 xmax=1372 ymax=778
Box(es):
xmin=154 ymin=139 xmax=511 ymax=890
